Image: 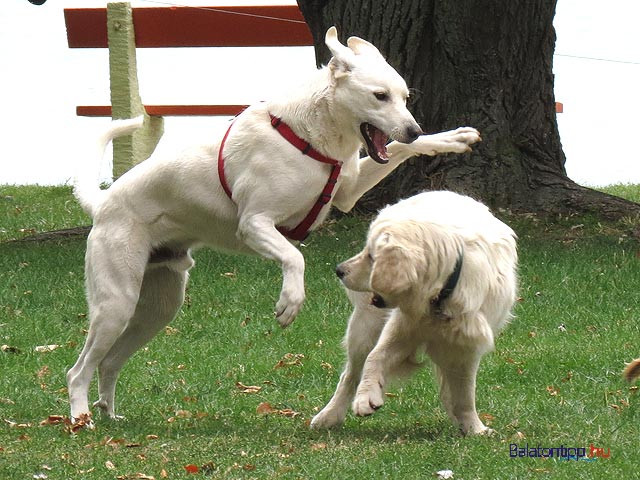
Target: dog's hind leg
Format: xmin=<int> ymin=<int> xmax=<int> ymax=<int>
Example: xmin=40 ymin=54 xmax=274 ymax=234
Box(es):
xmin=67 ymin=230 xmax=149 ymax=421
xmin=94 ymin=254 xmax=192 ymax=418
xmin=311 ymin=292 xmax=387 ymax=429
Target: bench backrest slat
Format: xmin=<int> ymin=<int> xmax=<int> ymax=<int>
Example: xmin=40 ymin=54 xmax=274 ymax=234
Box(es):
xmin=64 ymin=5 xmax=313 ymax=48
xmin=76 ymin=104 xmax=248 ymax=117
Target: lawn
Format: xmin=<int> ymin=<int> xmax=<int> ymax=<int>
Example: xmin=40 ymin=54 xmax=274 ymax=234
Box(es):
xmin=1 ymin=184 xmax=639 ymax=479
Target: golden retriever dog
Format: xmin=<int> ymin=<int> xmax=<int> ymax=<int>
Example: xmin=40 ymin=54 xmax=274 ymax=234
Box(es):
xmin=311 ymin=191 xmax=518 ymax=435
xmin=624 ymin=359 xmax=640 ymax=382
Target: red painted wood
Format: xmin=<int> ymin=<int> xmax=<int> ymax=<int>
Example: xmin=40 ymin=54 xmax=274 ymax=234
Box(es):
xmin=64 ymin=5 xmax=312 ymax=48
xmin=76 ymin=105 xmax=249 ymax=117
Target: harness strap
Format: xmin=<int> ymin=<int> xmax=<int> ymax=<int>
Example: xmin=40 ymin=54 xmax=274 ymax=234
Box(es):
xmin=217 ymin=119 xmax=235 ymax=199
xmin=217 ymin=113 xmax=342 ymax=242
xmin=269 ymin=115 xmax=338 ymax=166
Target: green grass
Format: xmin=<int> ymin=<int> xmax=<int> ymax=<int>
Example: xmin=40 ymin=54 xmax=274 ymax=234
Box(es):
xmin=598 ymin=183 xmax=640 ymax=204
xmin=1 ymin=185 xmax=639 ymax=479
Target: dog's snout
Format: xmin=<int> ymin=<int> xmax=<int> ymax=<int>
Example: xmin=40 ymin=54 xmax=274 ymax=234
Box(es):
xmin=336 ymin=264 xmax=346 ymax=279
xmin=405 ymin=125 xmax=423 ymax=143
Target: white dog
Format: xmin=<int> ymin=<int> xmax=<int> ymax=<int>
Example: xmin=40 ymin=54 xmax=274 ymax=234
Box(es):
xmin=67 ymin=27 xmax=481 ymax=422
xmin=311 ymin=191 xmax=518 ymax=435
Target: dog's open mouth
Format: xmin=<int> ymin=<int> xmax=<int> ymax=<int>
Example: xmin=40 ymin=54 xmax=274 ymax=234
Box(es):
xmin=360 ymin=123 xmax=389 ymax=164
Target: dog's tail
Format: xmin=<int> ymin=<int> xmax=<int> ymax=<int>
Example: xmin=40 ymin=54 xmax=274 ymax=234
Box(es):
xmin=73 ymin=116 xmax=144 ymax=218
xmin=623 ymin=358 xmax=640 ymax=383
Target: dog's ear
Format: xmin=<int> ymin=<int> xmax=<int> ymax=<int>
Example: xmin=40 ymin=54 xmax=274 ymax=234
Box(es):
xmin=347 ymin=36 xmax=382 ymax=58
xmin=325 ymin=26 xmax=355 ymax=80
xmin=370 ymin=233 xmax=419 ymax=297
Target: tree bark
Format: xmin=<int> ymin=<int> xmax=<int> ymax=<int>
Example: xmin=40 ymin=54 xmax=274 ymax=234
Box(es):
xmin=297 ymin=0 xmax=640 ymax=219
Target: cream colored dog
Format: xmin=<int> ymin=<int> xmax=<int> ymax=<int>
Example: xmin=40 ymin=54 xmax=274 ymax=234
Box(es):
xmin=67 ymin=27 xmax=481 ymax=423
xmin=311 ymin=191 xmax=518 ymax=435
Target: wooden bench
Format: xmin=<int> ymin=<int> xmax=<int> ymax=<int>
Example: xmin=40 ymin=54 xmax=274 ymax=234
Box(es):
xmin=64 ymin=3 xmax=562 ymax=178
xmin=64 ymin=2 xmax=313 ymax=177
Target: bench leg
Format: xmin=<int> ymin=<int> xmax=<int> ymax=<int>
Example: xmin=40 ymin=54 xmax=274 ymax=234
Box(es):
xmin=108 ymin=2 xmax=164 ymax=178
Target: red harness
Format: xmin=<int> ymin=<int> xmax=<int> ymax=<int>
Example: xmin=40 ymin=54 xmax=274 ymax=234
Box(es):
xmin=218 ymin=114 xmax=342 ymax=241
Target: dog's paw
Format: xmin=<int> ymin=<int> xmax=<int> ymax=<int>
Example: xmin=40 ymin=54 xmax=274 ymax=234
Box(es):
xmin=446 ymin=126 xmax=482 ymax=149
xmin=310 ymin=408 xmax=346 ymax=429
xmin=352 ymin=384 xmax=384 ymax=417
xmin=93 ymin=399 xmax=126 ymax=421
xmin=410 ymin=127 xmax=481 ymax=156
xmin=274 ymin=287 xmax=305 ymax=328
xmin=461 ymin=422 xmax=494 ymax=437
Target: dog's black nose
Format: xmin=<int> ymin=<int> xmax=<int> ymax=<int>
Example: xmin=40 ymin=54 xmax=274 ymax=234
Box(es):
xmin=405 ymin=125 xmax=423 ymax=143
xmin=336 ymin=265 xmax=346 ymax=279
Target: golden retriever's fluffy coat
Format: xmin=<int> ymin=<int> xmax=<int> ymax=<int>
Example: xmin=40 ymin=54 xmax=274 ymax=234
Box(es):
xmin=311 ymin=191 xmax=518 ymax=435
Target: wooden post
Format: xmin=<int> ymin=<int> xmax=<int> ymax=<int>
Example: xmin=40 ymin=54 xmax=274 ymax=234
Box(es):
xmin=107 ymin=2 xmax=163 ymax=179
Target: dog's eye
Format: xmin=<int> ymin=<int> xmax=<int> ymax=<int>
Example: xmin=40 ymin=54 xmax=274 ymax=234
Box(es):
xmin=374 ymin=91 xmax=389 ymax=102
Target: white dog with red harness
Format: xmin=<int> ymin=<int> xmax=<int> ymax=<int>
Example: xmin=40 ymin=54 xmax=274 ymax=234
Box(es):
xmin=67 ymin=26 xmax=481 ymax=423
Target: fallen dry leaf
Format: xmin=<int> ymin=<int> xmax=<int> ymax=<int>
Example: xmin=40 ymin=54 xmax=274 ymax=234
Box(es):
xmin=310 ymin=442 xmax=327 ymax=451
xmin=184 ymin=464 xmax=199 ymax=474
xmin=34 ymin=345 xmax=60 ymax=353
xmin=64 ymin=413 xmax=92 ymax=433
xmin=236 ymin=382 xmax=262 ymax=394
xmin=116 ymin=474 xmax=155 ymax=480
xmin=105 ymin=460 xmax=116 ymax=470
xmin=1 ymin=345 xmax=20 ymax=354
xmin=546 ymin=385 xmax=559 ymax=396
xmin=278 ymin=408 xmax=300 ymax=418
xmin=5 ymin=419 xmax=32 ymax=428
xmin=479 ymin=413 xmax=495 ymax=425
xmin=256 ymin=402 xmax=276 ymax=415
xmin=39 ymin=415 xmax=66 ymax=426
xmin=164 ymin=326 xmax=178 ymax=336
xmin=273 ymin=353 xmax=304 ymax=369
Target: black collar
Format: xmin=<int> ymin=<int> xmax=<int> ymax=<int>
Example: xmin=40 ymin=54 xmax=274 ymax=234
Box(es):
xmin=431 ymin=250 xmax=464 ymax=312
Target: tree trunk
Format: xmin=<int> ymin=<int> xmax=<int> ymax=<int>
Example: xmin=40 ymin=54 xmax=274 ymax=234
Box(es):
xmin=297 ymin=0 xmax=640 ymax=219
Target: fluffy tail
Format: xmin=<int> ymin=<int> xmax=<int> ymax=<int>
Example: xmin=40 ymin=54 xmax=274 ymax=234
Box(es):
xmin=73 ymin=116 xmax=144 ymax=217
xmin=623 ymin=358 xmax=640 ymax=383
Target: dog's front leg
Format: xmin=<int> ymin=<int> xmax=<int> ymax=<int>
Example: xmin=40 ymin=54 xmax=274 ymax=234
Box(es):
xmin=311 ymin=293 xmax=388 ymax=429
xmin=399 ymin=127 xmax=481 ymax=157
xmin=432 ymin=351 xmax=491 ymax=436
xmin=237 ymin=214 xmax=305 ymax=327
xmin=352 ymin=311 xmax=418 ymax=417
xmin=333 ymin=128 xmax=481 ymax=213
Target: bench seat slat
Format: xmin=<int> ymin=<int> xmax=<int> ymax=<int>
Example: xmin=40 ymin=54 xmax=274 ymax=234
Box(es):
xmin=64 ymin=5 xmax=313 ymax=48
